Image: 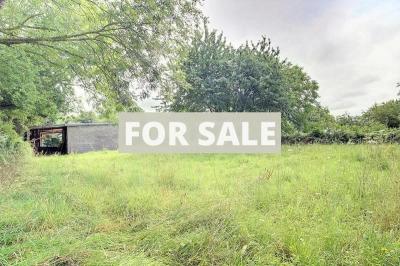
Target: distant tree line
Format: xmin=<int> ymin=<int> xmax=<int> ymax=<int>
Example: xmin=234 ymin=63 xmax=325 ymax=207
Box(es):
xmin=281 ymin=96 xmax=400 ymax=144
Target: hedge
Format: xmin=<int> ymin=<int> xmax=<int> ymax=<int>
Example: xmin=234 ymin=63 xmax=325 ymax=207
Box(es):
xmin=282 ymin=129 xmax=400 ymax=144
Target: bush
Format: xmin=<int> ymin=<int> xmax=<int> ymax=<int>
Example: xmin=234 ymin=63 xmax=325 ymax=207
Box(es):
xmin=0 ymin=123 xmax=22 ymax=162
xmin=282 ymin=128 xmax=400 ymax=144
xmin=0 ymin=123 xmax=31 ymax=182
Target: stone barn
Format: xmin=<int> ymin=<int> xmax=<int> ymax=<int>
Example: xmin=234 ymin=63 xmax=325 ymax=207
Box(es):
xmin=27 ymin=123 xmax=118 ymax=154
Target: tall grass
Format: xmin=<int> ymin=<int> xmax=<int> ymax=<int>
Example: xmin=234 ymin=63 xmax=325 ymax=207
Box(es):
xmin=1 ymin=145 xmax=400 ymax=265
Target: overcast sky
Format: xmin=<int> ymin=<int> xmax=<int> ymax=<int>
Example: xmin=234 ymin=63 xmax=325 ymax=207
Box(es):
xmin=198 ymin=0 xmax=400 ymax=115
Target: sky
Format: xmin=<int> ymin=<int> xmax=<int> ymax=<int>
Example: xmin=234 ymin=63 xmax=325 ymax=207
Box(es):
xmin=199 ymin=0 xmax=400 ymax=115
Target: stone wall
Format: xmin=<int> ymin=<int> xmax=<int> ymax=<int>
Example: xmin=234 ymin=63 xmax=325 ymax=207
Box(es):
xmin=66 ymin=124 xmax=118 ymax=153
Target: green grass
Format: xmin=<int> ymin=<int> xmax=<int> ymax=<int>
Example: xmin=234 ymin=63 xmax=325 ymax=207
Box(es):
xmin=1 ymin=145 xmax=400 ymax=265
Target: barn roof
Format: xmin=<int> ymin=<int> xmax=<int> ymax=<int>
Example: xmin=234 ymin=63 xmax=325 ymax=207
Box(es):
xmin=29 ymin=123 xmax=116 ymax=130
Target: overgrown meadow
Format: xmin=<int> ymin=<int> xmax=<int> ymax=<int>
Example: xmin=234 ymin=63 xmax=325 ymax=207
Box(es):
xmin=1 ymin=145 xmax=400 ymax=265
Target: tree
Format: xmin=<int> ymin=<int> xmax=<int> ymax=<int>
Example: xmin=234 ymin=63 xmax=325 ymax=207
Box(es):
xmin=0 ymin=0 xmax=201 ymax=133
xmin=161 ymin=28 xmax=235 ymax=112
xmin=161 ymin=27 xmax=324 ymax=133
xmin=362 ymin=100 xmax=400 ymax=128
xmin=0 ymin=46 xmax=73 ymax=133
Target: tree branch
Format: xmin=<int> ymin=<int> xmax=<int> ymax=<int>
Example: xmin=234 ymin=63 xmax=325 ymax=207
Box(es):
xmin=22 ymin=25 xmax=57 ymax=32
xmin=0 ymin=23 xmax=124 ymax=46
xmin=2 ymin=13 xmax=42 ymax=31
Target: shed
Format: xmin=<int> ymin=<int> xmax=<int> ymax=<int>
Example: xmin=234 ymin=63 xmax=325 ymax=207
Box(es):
xmin=27 ymin=123 xmax=118 ymax=154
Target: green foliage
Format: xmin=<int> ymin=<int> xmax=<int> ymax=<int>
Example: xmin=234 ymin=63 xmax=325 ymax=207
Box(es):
xmin=0 ymin=122 xmax=23 ymax=163
xmin=0 ymin=0 xmax=201 ymax=131
xmin=161 ymin=27 xmax=327 ymax=133
xmin=282 ymin=110 xmax=397 ymax=144
xmin=0 ymin=46 xmax=74 ymax=133
xmin=283 ymin=128 xmax=400 ymax=144
xmin=161 ymin=28 xmax=234 ymax=112
xmin=1 ymin=146 xmax=400 ymax=264
xmin=0 ymin=122 xmax=31 ymax=182
xmin=61 ymin=107 xmax=142 ymax=124
xmin=362 ymin=100 xmax=400 ymax=128
xmin=292 ymin=105 xmax=335 ymax=133
xmin=63 ymin=111 xmax=100 ymax=124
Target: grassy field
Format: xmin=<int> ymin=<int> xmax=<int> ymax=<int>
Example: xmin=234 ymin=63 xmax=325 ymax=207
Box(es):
xmin=1 ymin=145 xmax=400 ymax=265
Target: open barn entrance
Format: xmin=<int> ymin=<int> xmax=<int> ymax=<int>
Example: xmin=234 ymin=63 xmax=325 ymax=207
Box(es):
xmin=26 ymin=123 xmax=118 ymax=155
xmin=28 ymin=126 xmax=67 ymax=154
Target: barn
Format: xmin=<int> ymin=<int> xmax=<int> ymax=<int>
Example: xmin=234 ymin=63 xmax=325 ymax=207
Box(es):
xmin=27 ymin=123 xmax=118 ymax=154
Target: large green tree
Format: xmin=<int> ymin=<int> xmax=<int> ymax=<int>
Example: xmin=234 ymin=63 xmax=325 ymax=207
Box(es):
xmin=362 ymin=100 xmax=400 ymax=128
xmin=161 ymin=27 xmax=326 ymax=133
xmin=0 ymin=0 xmax=201 ymax=132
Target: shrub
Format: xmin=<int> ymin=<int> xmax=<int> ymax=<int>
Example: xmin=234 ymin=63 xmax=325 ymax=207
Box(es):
xmin=0 ymin=123 xmax=22 ymax=162
xmin=0 ymin=122 xmax=31 ymax=182
xmin=282 ymin=128 xmax=400 ymax=144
